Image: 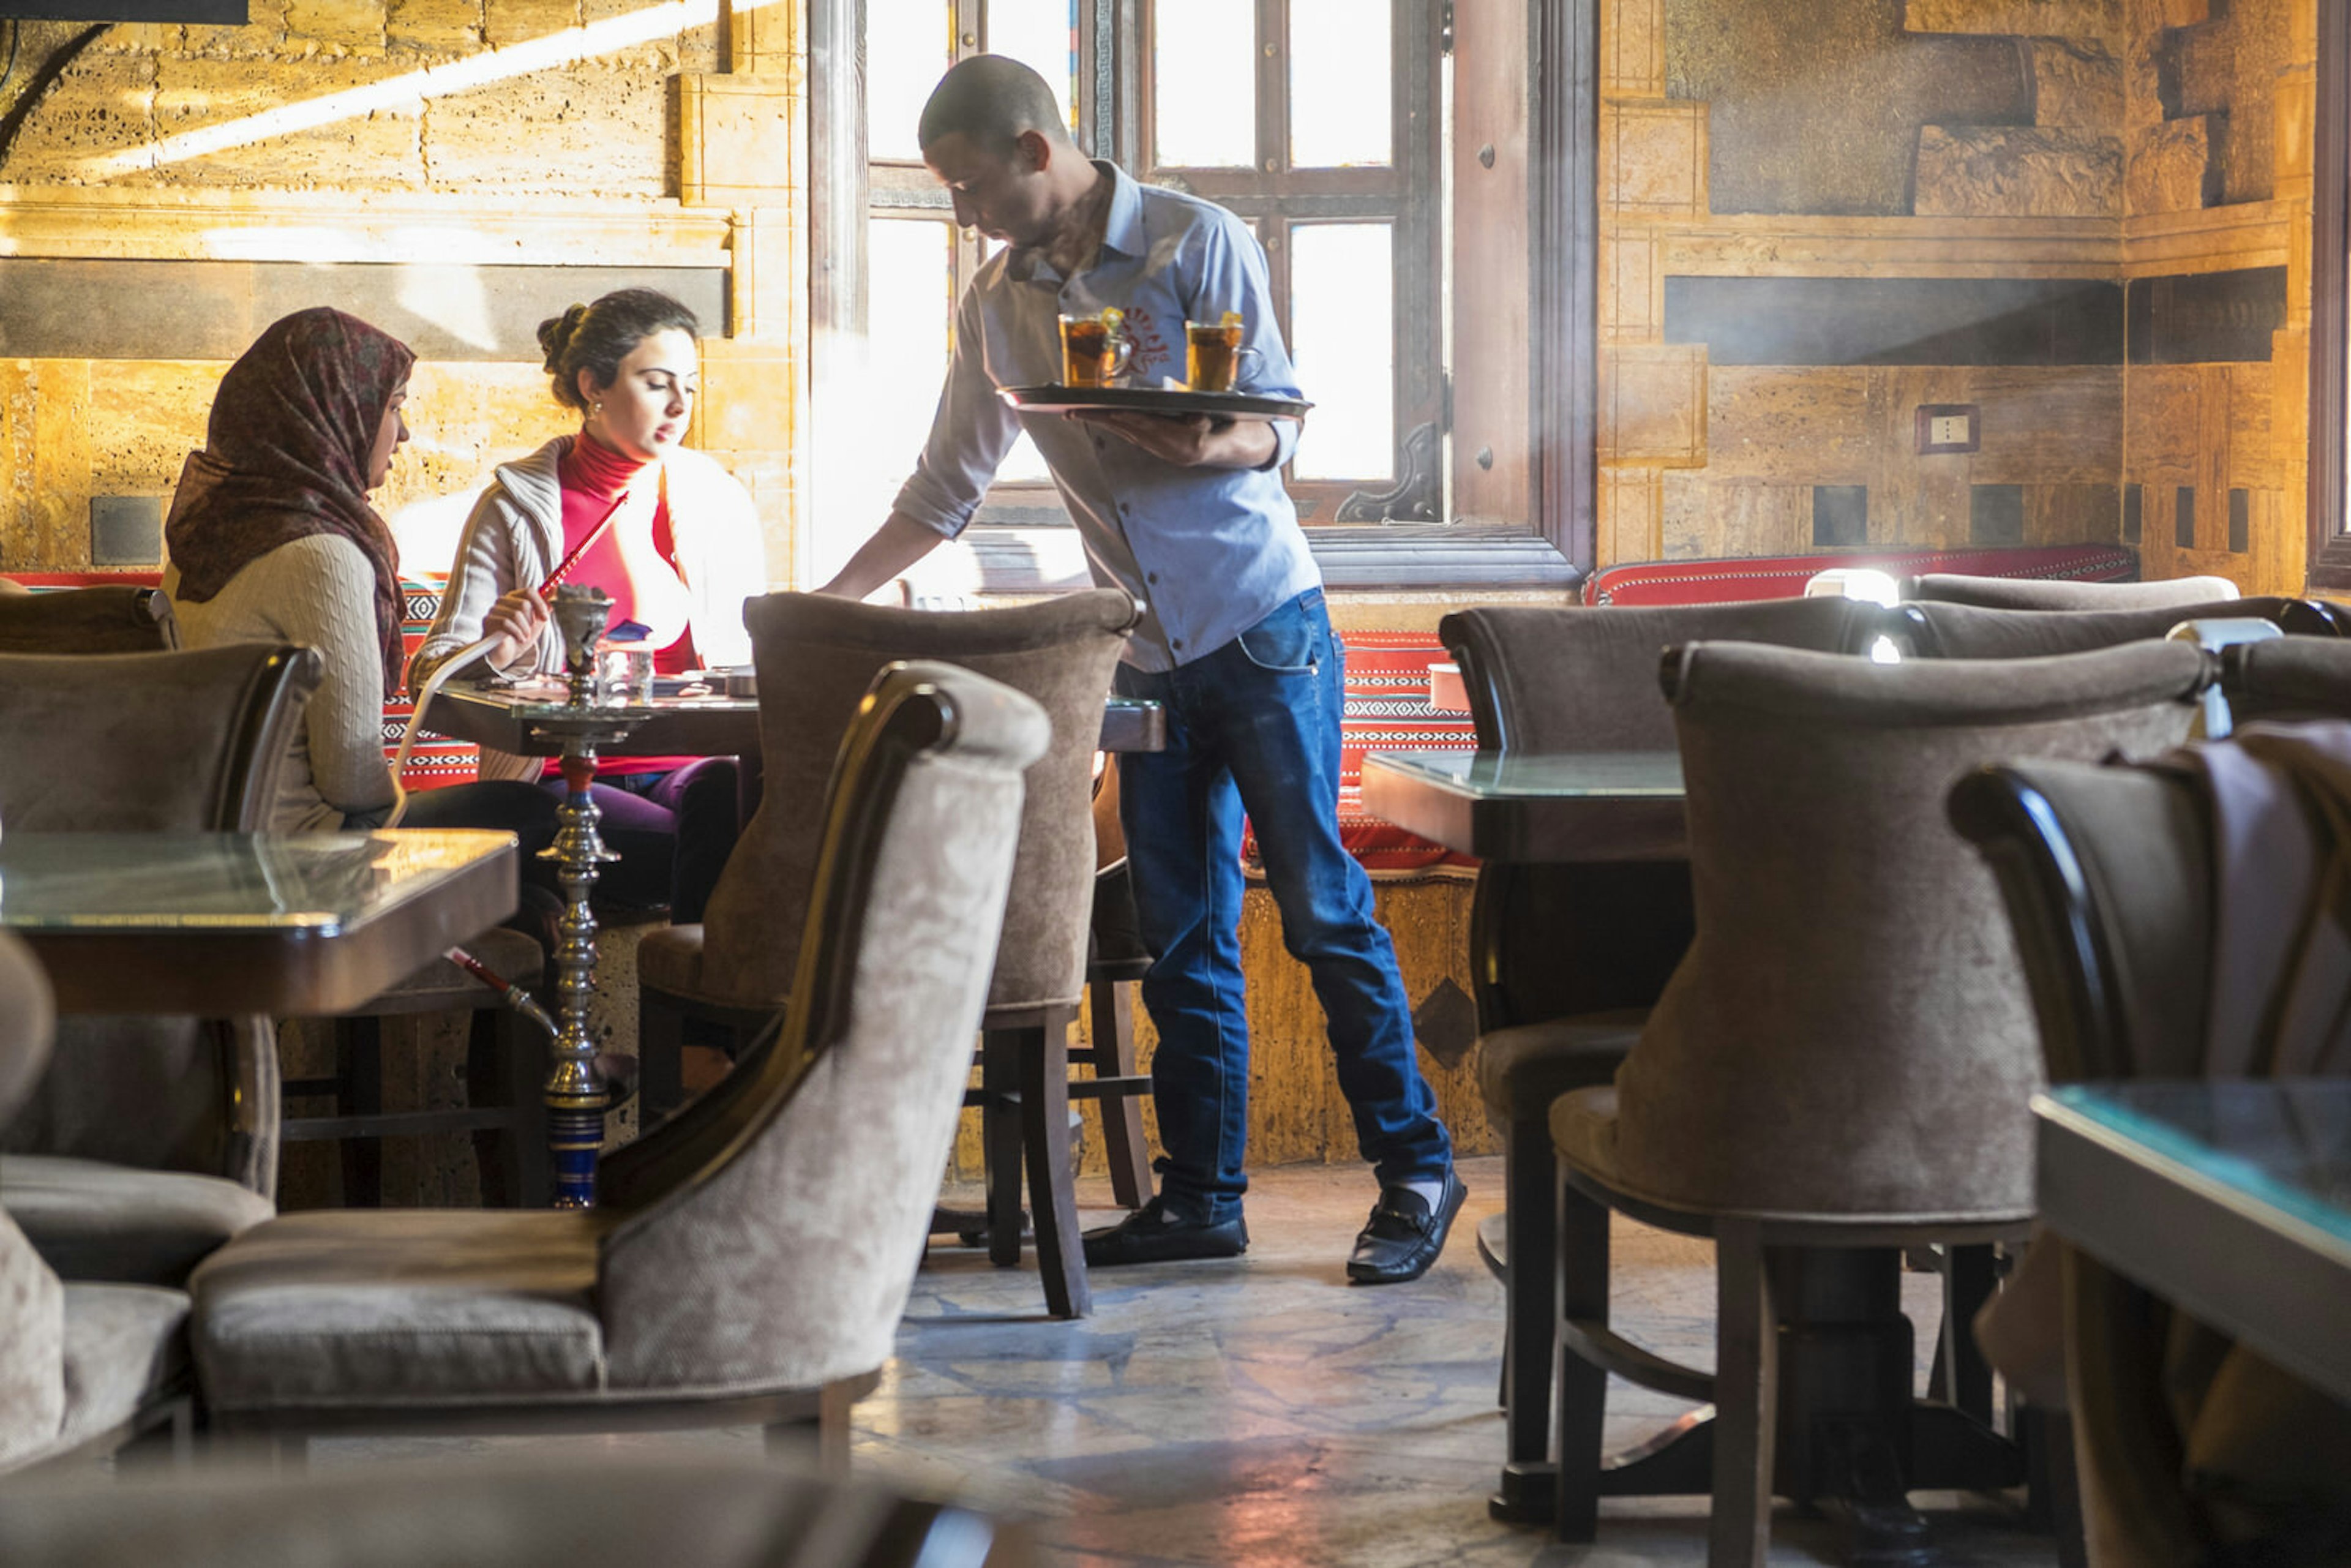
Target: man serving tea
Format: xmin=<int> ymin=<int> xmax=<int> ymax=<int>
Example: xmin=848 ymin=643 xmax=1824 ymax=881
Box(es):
xmin=819 ymin=54 xmax=1461 ymax=1285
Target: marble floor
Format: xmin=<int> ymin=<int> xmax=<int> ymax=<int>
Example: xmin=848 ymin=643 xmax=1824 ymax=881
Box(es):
xmin=303 ymin=1155 xmax=2060 ymax=1567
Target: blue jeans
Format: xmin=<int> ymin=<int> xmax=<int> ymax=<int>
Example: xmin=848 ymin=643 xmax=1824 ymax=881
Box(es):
xmin=1115 ymin=590 xmax=1452 ymax=1221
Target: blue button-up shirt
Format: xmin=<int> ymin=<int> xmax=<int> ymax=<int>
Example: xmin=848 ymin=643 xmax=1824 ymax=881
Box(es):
xmin=891 ymin=161 xmax=1322 ymax=671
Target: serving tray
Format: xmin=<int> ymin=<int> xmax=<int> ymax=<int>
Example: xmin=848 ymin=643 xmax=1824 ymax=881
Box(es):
xmin=997 ymin=384 xmax=1313 ymax=420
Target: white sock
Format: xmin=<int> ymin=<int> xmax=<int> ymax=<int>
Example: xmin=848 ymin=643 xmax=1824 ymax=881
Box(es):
xmin=1400 ymin=1177 xmax=1447 ymax=1212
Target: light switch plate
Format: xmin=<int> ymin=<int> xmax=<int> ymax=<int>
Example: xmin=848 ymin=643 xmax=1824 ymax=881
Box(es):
xmin=1916 ymin=403 xmax=1981 ymax=456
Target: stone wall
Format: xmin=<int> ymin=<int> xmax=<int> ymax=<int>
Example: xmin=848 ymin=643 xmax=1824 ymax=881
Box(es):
xmin=1602 ymin=0 xmax=2318 ymax=594
xmin=0 ymin=0 xmax=806 ymax=585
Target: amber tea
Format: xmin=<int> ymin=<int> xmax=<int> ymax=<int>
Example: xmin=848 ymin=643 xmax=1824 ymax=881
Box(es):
xmin=1059 ymin=310 xmax=1130 ymax=388
xmin=1186 ymin=314 xmax=1253 ymax=393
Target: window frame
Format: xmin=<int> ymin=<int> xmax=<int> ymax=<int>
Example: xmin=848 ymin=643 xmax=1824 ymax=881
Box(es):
xmin=808 ymin=0 xmax=1594 ymax=591
xmin=2306 ymin=0 xmax=2351 ymax=590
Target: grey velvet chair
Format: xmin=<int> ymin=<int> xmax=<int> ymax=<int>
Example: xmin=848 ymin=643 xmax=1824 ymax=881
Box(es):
xmin=1952 ymin=737 xmax=2351 ymax=1567
xmin=634 ymin=590 xmax=1137 ymax=1319
xmin=2218 ymin=634 xmax=2351 ymax=726
xmin=0 ymin=929 xmax=197 ymax=1476
xmin=0 ymin=1457 xmax=1018 ymax=1567
xmin=0 ymin=583 xmax=178 ymax=655
xmin=0 ymin=645 xmax=318 ymax=1286
xmin=1435 ymin=595 xmax=1873 ymax=1520
xmin=1899 ymin=572 xmax=2241 ymax=611
xmin=1546 ymin=639 xmax=2210 ymax=1564
xmin=1878 ymin=595 xmax=2339 ymax=662
xmin=184 ymin=661 xmax=1046 ymax=1460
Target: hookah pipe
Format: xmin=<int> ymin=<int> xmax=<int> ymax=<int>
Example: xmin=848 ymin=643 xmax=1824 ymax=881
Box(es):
xmin=379 ymin=489 xmax=635 ymax=1037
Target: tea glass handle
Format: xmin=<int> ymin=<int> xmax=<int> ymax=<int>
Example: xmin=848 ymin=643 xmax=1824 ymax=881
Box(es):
xmin=1108 ymin=337 xmax=1134 ymax=381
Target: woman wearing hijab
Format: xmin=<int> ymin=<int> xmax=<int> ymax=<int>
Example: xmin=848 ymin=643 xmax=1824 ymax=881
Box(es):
xmin=165 ymin=306 xmax=557 ymax=844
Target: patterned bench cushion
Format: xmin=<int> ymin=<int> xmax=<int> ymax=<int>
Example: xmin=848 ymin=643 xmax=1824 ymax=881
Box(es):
xmin=1584 ymin=543 xmax=2142 ymax=607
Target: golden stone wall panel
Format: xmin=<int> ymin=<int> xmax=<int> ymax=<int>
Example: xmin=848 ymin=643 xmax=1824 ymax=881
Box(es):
xmin=1905 ymin=0 xmax=2124 ymax=46
xmin=2125 ymin=116 xmax=2213 ymax=216
xmin=0 ymin=53 xmax=159 ymax=187
xmin=29 ymin=361 xmax=95 ymax=571
xmin=422 ymin=57 xmax=672 ymax=194
xmin=1965 ymin=369 xmax=2124 ymax=484
xmin=1603 ymin=99 xmax=1706 ymax=217
xmin=1703 ymin=367 xmax=1873 ymax=484
xmin=1600 ymin=232 xmax=1662 ymax=344
xmin=386 ymin=0 xmax=482 ymax=52
xmin=677 ymin=73 xmax=797 ymax=207
xmin=1914 ymin=126 xmax=2123 ymax=219
xmin=2028 ymin=39 xmax=2122 ymax=129
xmin=1598 ymin=467 xmax=1663 ymax=565
xmin=1600 ymin=343 xmax=1707 ymax=468
xmin=2125 ymin=366 xmax=2200 ymax=487
xmin=481 ymin=0 xmax=577 ymax=48
xmin=151 ymin=56 xmax=424 ymax=189
xmin=283 ymin=0 xmax=389 ymax=52
xmin=1603 ymin=0 xmax=1665 ymax=99
xmin=88 ymin=362 xmax=220 ymax=493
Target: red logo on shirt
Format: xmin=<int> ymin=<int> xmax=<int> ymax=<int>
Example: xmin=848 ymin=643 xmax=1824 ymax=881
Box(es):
xmin=1123 ymin=305 xmax=1176 ymax=381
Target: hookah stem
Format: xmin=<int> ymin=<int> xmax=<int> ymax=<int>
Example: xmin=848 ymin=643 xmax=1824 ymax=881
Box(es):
xmin=443 ymin=945 xmax=558 ymax=1038
xmin=535 ymin=489 xmax=632 ymax=599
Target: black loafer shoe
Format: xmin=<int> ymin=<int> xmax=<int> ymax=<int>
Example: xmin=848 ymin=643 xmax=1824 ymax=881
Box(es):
xmin=1082 ymin=1196 xmax=1248 ymax=1267
xmin=1347 ymin=1170 xmax=1467 ymax=1285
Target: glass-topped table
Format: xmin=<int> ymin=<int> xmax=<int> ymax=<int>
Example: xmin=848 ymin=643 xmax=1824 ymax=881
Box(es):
xmin=426 ymin=681 xmax=1168 ymax=757
xmin=2036 ymin=1080 xmax=2351 ymax=1405
xmin=0 ymin=830 xmax=517 ymax=1017
xmin=1358 ymin=749 xmax=1687 ymax=863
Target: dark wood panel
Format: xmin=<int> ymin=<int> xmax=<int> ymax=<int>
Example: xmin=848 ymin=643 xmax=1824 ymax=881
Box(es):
xmin=2126 ymin=267 xmax=2289 ymax=366
xmin=1665 ymin=277 xmax=2124 ymax=366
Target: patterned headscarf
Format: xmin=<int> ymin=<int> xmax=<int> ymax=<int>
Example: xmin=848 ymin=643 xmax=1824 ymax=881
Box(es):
xmin=165 ymin=307 xmax=414 ymax=697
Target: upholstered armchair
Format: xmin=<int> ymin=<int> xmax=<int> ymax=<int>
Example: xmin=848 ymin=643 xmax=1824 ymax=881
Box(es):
xmin=1546 ymin=639 xmax=2208 ymax=1564
xmin=1899 ymin=572 xmax=2241 ymax=610
xmin=0 ymin=645 xmax=317 ymax=1286
xmin=0 ymin=584 xmax=178 ymax=656
xmin=2219 ymin=634 xmax=2351 ymax=726
xmin=186 ymin=662 xmax=1045 ymax=1460
xmin=1436 ymin=595 xmax=1870 ymax=1520
xmin=0 ymin=1456 xmax=1016 ymax=1566
xmin=1880 ymin=596 xmax=2338 ymax=661
xmin=632 ymin=589 xmax=1136 ymax=1318
xmin=0 ymin=930 xmax=197 ymax=1476
xmin=1955 ymin=737 xmax=2351 ymax=1567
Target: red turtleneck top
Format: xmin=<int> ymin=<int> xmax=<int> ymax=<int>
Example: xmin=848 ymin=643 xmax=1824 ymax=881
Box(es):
xmin=550 ymin=433 xmax=698 ymax=778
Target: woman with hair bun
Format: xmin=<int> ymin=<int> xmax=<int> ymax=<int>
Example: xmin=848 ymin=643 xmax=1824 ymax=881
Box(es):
xmin=411 ymin=286 xmax=766 ymax=922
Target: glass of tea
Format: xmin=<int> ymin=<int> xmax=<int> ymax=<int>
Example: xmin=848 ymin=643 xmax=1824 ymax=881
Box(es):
xmin=1059 ymin=309 xmax=1131 ymax=388
xmin=1185 ymin=312 xmax=1261 ymax=394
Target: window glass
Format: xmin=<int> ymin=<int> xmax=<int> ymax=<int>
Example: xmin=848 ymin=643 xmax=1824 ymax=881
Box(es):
xmin=1153 ymin=0 xmax=1255 ymax=168
xmin=868 ymin=1 xmax=953 ymax=162
xmin=868 ymin=218 xmax=957 ymax=471
xmin=988 ymin=0 xmax=1079 ymax=135
xmin=1289 ymin=0 xmax=1390 ymax=168
xmin=1289 ymin=223 xmax=1394 ymax=481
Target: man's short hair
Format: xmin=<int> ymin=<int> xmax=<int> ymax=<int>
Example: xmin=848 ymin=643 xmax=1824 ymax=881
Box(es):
xmin=918 ymin=54 xmax=1070 ymax=154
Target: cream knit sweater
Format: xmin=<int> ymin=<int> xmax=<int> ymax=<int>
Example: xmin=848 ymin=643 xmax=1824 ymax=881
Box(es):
xmin=165 ymin=535 xmax=397 ymax=832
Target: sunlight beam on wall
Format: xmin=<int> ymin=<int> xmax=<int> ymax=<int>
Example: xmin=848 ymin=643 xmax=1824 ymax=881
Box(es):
xmin=73 ymin=0 xmax=787 ymax=181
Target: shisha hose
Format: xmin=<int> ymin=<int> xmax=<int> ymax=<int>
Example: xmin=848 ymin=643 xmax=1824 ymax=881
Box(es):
xmin=444 ymin=944 xmax=560 ymax=1040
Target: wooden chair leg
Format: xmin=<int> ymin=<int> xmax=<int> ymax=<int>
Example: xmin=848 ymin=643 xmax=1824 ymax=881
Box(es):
xmin=764 ymin=1377 xmax=857 ymax=1479
xmin=1554 ymin=1176 xmax=1611 ymax=1543
xmin=980 ymin=1029 xmax=1024 ymax=1267
xmin=336 ymin=1016 xmax=382 ymax=1207
xmin=1018 ymin=1021 xmax=1090 ymax=1319
xmin=1709 ymin=1217 xmax=1777 ymax=1568
xmin=504 ymin=1004 xmax=552 ymax=1209
xmin=464 ymin=1005 xmax=517 ymax=1209
xmin=1502 ymin=1110 xmax=1558 ymax=1494
xmin=1941 ymin=1243 xmax=1997 ymax=1422
xmin=639 ymin=989 xmax=687 ymax=1127
xmin=1089 ymin=978 xmax=1152 ymax=1210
